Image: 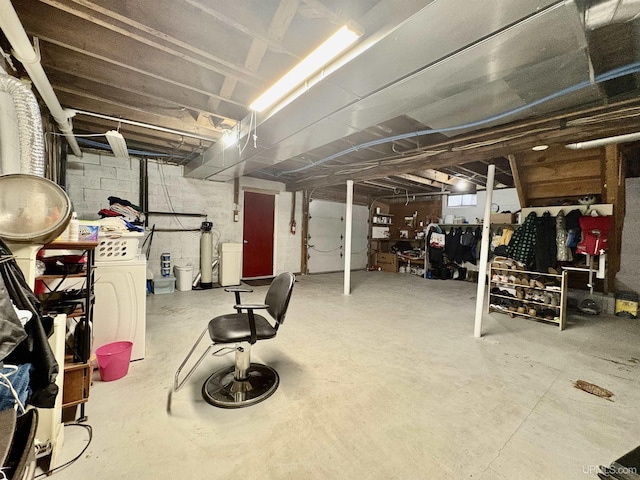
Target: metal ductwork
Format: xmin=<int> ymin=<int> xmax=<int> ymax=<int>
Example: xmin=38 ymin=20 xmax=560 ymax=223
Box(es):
xmin=185 ymin=0 xmax=640 ymax=182
xmin=0 ymin=0 xmax=82 ymax=158
xmin=581 ymin=0 xmax=640 ymax=30
xmin=0 ymin=74 xmax=45 ymax=176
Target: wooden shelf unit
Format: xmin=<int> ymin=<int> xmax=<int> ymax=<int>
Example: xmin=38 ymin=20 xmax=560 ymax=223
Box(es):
xmin=37 ymin=241 xmax=97 ymax=420
xmin=62 ymin=359 xmax=91 ymax=408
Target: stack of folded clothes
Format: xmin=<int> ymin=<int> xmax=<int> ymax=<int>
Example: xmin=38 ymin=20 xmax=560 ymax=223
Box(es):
xmin=98 ymin=196 xmax=145 ymax=226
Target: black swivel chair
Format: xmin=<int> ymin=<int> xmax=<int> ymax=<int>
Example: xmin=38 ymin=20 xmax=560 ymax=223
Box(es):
xmin=173 ymin=272 xmax=295 ymax=408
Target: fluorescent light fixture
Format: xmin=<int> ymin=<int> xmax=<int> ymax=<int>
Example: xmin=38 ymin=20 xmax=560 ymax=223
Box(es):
xmin=105 ymin=130 xmax=129 ymax=158
xmin=249 ymin=24 xmax=362 ymax=112
xmin=532 ymin=144 xmax=549 ymax=151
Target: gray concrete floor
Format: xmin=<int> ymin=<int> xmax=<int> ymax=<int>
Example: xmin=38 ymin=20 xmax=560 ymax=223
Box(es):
xmin=43 ymin=271 xmax=640 ymax=479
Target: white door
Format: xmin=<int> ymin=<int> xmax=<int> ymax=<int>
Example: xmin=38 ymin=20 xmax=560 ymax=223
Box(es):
xmin=307 ymin=200 xmax=368 ymax=273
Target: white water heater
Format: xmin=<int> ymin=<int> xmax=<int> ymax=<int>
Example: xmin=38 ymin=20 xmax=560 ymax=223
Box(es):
xmin=199 ymin=221 xmax=214 ymax=289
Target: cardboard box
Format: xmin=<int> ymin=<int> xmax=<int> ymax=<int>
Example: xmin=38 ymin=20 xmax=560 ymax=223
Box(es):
xmin=376 ymin=253 xmax=398 ymax=272
xmin=372 ymin=226 xmax=390 ymax=239
xmin=490 ymin=213 xmax=515 ymax=224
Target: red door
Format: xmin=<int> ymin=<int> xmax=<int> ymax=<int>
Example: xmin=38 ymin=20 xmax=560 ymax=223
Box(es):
xmin=242 ymin=191 xmax=275 ymax=278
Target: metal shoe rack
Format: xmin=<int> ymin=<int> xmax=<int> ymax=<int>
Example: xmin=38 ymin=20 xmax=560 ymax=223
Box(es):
xmin=487 ymin=262 xmax=568 ymax=330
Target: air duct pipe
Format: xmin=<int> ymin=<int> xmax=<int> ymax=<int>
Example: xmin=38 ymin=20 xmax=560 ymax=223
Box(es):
xmin=0 ymin=74 xmax=43 ymax=175
xmin=565 ymin=131 xmax=640 ymax=150
xmin=0 ymin=0 xmax=82 ymax=158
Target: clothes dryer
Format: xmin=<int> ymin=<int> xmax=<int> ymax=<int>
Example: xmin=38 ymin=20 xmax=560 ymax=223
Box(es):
xmin=93 ymin=254 xmax=146 ymax=361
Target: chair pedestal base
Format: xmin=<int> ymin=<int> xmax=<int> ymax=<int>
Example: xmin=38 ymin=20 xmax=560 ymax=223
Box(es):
xmin=202 ymin=363 xmax=279 ymax=408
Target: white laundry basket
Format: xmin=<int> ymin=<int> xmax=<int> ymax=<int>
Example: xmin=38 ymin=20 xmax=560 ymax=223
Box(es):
xmin=97 ymin=232 xmax=144 ymax=261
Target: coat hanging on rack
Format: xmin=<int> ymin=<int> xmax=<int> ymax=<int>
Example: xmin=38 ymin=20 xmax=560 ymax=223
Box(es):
xmin=506 ymin=211 xmax=538 ymax=268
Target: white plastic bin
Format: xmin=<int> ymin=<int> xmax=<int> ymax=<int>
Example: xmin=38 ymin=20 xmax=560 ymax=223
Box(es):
xmin=153 ymin=276 xmax=175 ymax=294
xmin=219 ymin=243 xmax=242 ymax=287
xmin=174 ymin=265 xmax=193 ymax=291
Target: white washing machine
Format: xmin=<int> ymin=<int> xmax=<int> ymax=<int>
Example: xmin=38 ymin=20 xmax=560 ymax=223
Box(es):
xmin=93 ymin=254 xmax=147 ymax=361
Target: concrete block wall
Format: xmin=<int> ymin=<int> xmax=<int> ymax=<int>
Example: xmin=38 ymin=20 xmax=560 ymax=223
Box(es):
xmin=66 ymin=152 xmax=302 ymax=282
xmin=66 ymin=151 xmax=140 ymax=218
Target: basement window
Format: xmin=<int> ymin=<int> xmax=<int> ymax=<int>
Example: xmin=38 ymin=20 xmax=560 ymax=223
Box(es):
xmin=447 ymin=194 xmax=477 ymax=207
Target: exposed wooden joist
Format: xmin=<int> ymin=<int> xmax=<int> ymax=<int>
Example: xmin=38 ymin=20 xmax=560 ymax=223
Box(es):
xmin=72 ymin=117 xmax=212 ymax=151
xmin=12 ymin=3 xmax=262 ymax=108
xmin=508 ymin=154 xmax=527 ymax=207
xmin=52 ymin=77 xmax=194 ymax=121
xmin=288 ymin=101 xmax=640 ymax=191
xmin=44 ymin=66 xmax=239 ymax=125
xmin=185 ymin=0 xmax=296 ymax=56
xmin=299 ymin=0 xmax=348 ymax=24
xmin=56 ymin=85 xmax=219 ymax=138
xmin=394 ymin=173 xmax=444 ymax=189
xmin=361 ymin=179 xmax=400 ymax=190
xmin=39 ymin=43 xmax=247 ymax=121
xmin=603 ymin=144 xmax=624 ymax=288
xmin=57 ymin=91 xmax=220 ymax=141
xmin=34 ymin=0 xmax=265 ymax=85
xmin=33 ymin=33 xmax=249 ymax=109
xmin=217 ymin=0 xmax=299 ymax=110
xmin=413 ymin=168 xmax=454 ymax=185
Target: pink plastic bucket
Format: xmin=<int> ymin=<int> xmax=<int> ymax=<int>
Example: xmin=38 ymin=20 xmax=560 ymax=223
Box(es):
xmin=95 ymin=341 xmax=133 ymax=381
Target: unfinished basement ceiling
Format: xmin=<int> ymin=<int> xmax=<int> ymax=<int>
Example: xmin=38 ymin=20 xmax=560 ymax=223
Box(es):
xmin=3 ymin=0 xmax=640 ymax=199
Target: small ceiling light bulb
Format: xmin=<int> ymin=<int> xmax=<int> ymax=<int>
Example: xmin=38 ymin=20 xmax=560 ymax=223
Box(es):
xmin=532 ymin=145 xmax=549 ymax=151
xmin=455 ymin=180 xmax=470 ymax=191
xmin=222 ymin=129 xmax=237 ymax=147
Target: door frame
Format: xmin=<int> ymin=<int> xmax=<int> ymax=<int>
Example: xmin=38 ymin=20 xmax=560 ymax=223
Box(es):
xmin=242 ymin=188 xmax=279 ymax=279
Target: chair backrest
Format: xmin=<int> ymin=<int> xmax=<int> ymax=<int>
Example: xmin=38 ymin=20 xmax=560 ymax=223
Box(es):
xmin=265 ymin=272 xmax=295 ymax=325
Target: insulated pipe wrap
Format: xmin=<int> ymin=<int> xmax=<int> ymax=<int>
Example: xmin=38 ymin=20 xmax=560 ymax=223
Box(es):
xmin=0 ymin=74 xmax=45 ymax=176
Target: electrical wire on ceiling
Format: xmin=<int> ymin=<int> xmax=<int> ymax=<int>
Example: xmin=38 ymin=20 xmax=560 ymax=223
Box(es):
xmin=566 ymin=105 xmax=640 ymax=126
xmin=298 ymin=147 xmax=447 ymax=179
xmin=449 ymin=127 xmax=556 ymax=151
xmin=158 ymin=162 xmax=190 ymax=232
xmin=272 ymin=59 xmax=640 ymax=177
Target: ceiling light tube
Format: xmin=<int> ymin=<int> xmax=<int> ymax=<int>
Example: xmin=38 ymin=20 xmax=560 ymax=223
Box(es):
xmin=249 ymin=24 xmax=362 ymax=112
xmin=105 ymin=130 xmax=129 ymax=158
xmin=566 ymin=131 xmax=640 ymax=150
